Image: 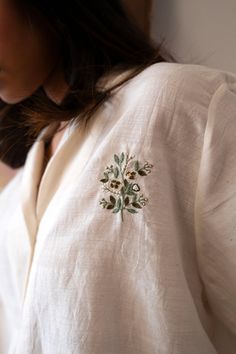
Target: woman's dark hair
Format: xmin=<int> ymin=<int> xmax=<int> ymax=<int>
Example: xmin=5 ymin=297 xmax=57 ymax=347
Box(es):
xmin=0 ymin=0 xmax=176 ymax=169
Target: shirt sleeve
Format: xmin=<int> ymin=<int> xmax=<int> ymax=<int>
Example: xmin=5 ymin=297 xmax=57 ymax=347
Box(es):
xmin=194 ymin=79 xmax=236 ymax=342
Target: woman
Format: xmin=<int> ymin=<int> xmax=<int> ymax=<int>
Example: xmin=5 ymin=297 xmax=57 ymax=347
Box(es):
xmin=0 ymin=0 xmax=236 ymax=353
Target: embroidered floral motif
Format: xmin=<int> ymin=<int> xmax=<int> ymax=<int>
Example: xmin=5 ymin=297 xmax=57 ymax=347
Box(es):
xmin=99 ymin=152 xmax=153 ymax=222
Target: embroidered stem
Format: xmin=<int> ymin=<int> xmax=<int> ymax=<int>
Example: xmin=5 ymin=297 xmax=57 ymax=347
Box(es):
xmin=121 ymin=208 xmax=124 ymax=222
xmin=103 ymin=186 xmax=120 ymax=196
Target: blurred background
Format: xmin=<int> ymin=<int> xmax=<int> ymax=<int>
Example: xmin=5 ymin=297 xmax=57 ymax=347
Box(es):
xmin=151 ymin=0 xmax=236 ymax=73
xmin=1 ymin=0 xmax=236 ymax=190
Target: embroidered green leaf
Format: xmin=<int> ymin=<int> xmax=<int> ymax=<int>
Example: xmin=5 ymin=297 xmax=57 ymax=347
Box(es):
xmin=124 ymin=196 xmax=130 ymax=206
xmin=134 ymin=160 xmax=140 ymax=171
xmin=120 ymin=152 xmax=125 ymax=163
xmin=114 ymin=167 xmax=119 ymax=178
xmin=100 ymin=178 xmax=108 ymax=183
xmin=100 ymin=171 xmax=109 ymax=183
xmin=124 ymin=187 xmax=129 ymax=195
xmin=116 ymin=197 xmax=122 ymax=210
xmin=132 ymin=202 xmax=142 ymax=209
xmin=107 ymin=204 xmax=115 ymax=210
xmin=114 ymin=154 xmax=120 ymax=165
xmin=127 ymin=208 xmax=138 ymax=214
xmin=124 ymin=183 xmax=131 ymax=195
xmin=120 ymin=186 xmax=125 ymax=195
xmin=126 ymin=182 xmax=133 ymax=193
xmin=124 ymin=179 xmax=129 ymax=188
xmin=112 ymin=208 xmax=120 ymax=213
xmin=138 ymin=170 xmax=147 ymax=176
xmin=110 ymin=195 xmax=116 ymax=205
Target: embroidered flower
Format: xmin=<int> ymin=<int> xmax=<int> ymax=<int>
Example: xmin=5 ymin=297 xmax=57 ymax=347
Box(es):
xmin=126 ymin=171 xmax=136 ymax=180
xmin=99 ymin=152 xmax=154 ymax=222
xmin=110 ymin=179 xmax=121 ymax=190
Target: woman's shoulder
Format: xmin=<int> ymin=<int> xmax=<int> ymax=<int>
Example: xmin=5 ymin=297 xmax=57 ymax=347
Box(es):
xmin=136 ymin=61 xmax=236 ymax=87
xmin=130 ymin=61 xmax=234 ymax=90
xmin=116 ymin=61 xmax=236 ymax=116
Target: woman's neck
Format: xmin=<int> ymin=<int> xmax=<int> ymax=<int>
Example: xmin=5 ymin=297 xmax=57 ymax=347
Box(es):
xmin=45 ymin=121 xmax=68 ymax=161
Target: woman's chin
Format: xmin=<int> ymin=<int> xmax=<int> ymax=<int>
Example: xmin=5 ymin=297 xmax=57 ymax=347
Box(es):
xmin=0 ymin=89 xmax=31 ymax=104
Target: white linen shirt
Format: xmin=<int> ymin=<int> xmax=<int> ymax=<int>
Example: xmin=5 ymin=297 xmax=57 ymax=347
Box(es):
xmin=1 ymin=62 xmax=236 ymax=354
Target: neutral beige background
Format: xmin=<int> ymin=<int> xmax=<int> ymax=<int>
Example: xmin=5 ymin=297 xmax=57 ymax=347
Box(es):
xmin=151 ymin=0 xmax=236 ymax=74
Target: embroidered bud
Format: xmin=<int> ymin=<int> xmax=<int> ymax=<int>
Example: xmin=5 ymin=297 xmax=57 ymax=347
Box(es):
xmin=132 ymin=183 xmax=140 ymax=192
xmin=144 ymin=162 xmax=154 ymax=174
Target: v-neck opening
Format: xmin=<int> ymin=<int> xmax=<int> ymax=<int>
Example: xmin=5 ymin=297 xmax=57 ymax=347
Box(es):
xmin=21 ymin=66 xmax=134 ymax=239
xmin=35 ymin=120 xmax=77 ymax=199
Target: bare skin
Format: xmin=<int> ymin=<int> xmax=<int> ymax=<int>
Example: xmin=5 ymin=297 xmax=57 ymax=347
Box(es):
xmin=0 ymin=0 xmax=69 ymax=161
xmin=0 ymin=160 xmax=17 ymax=189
